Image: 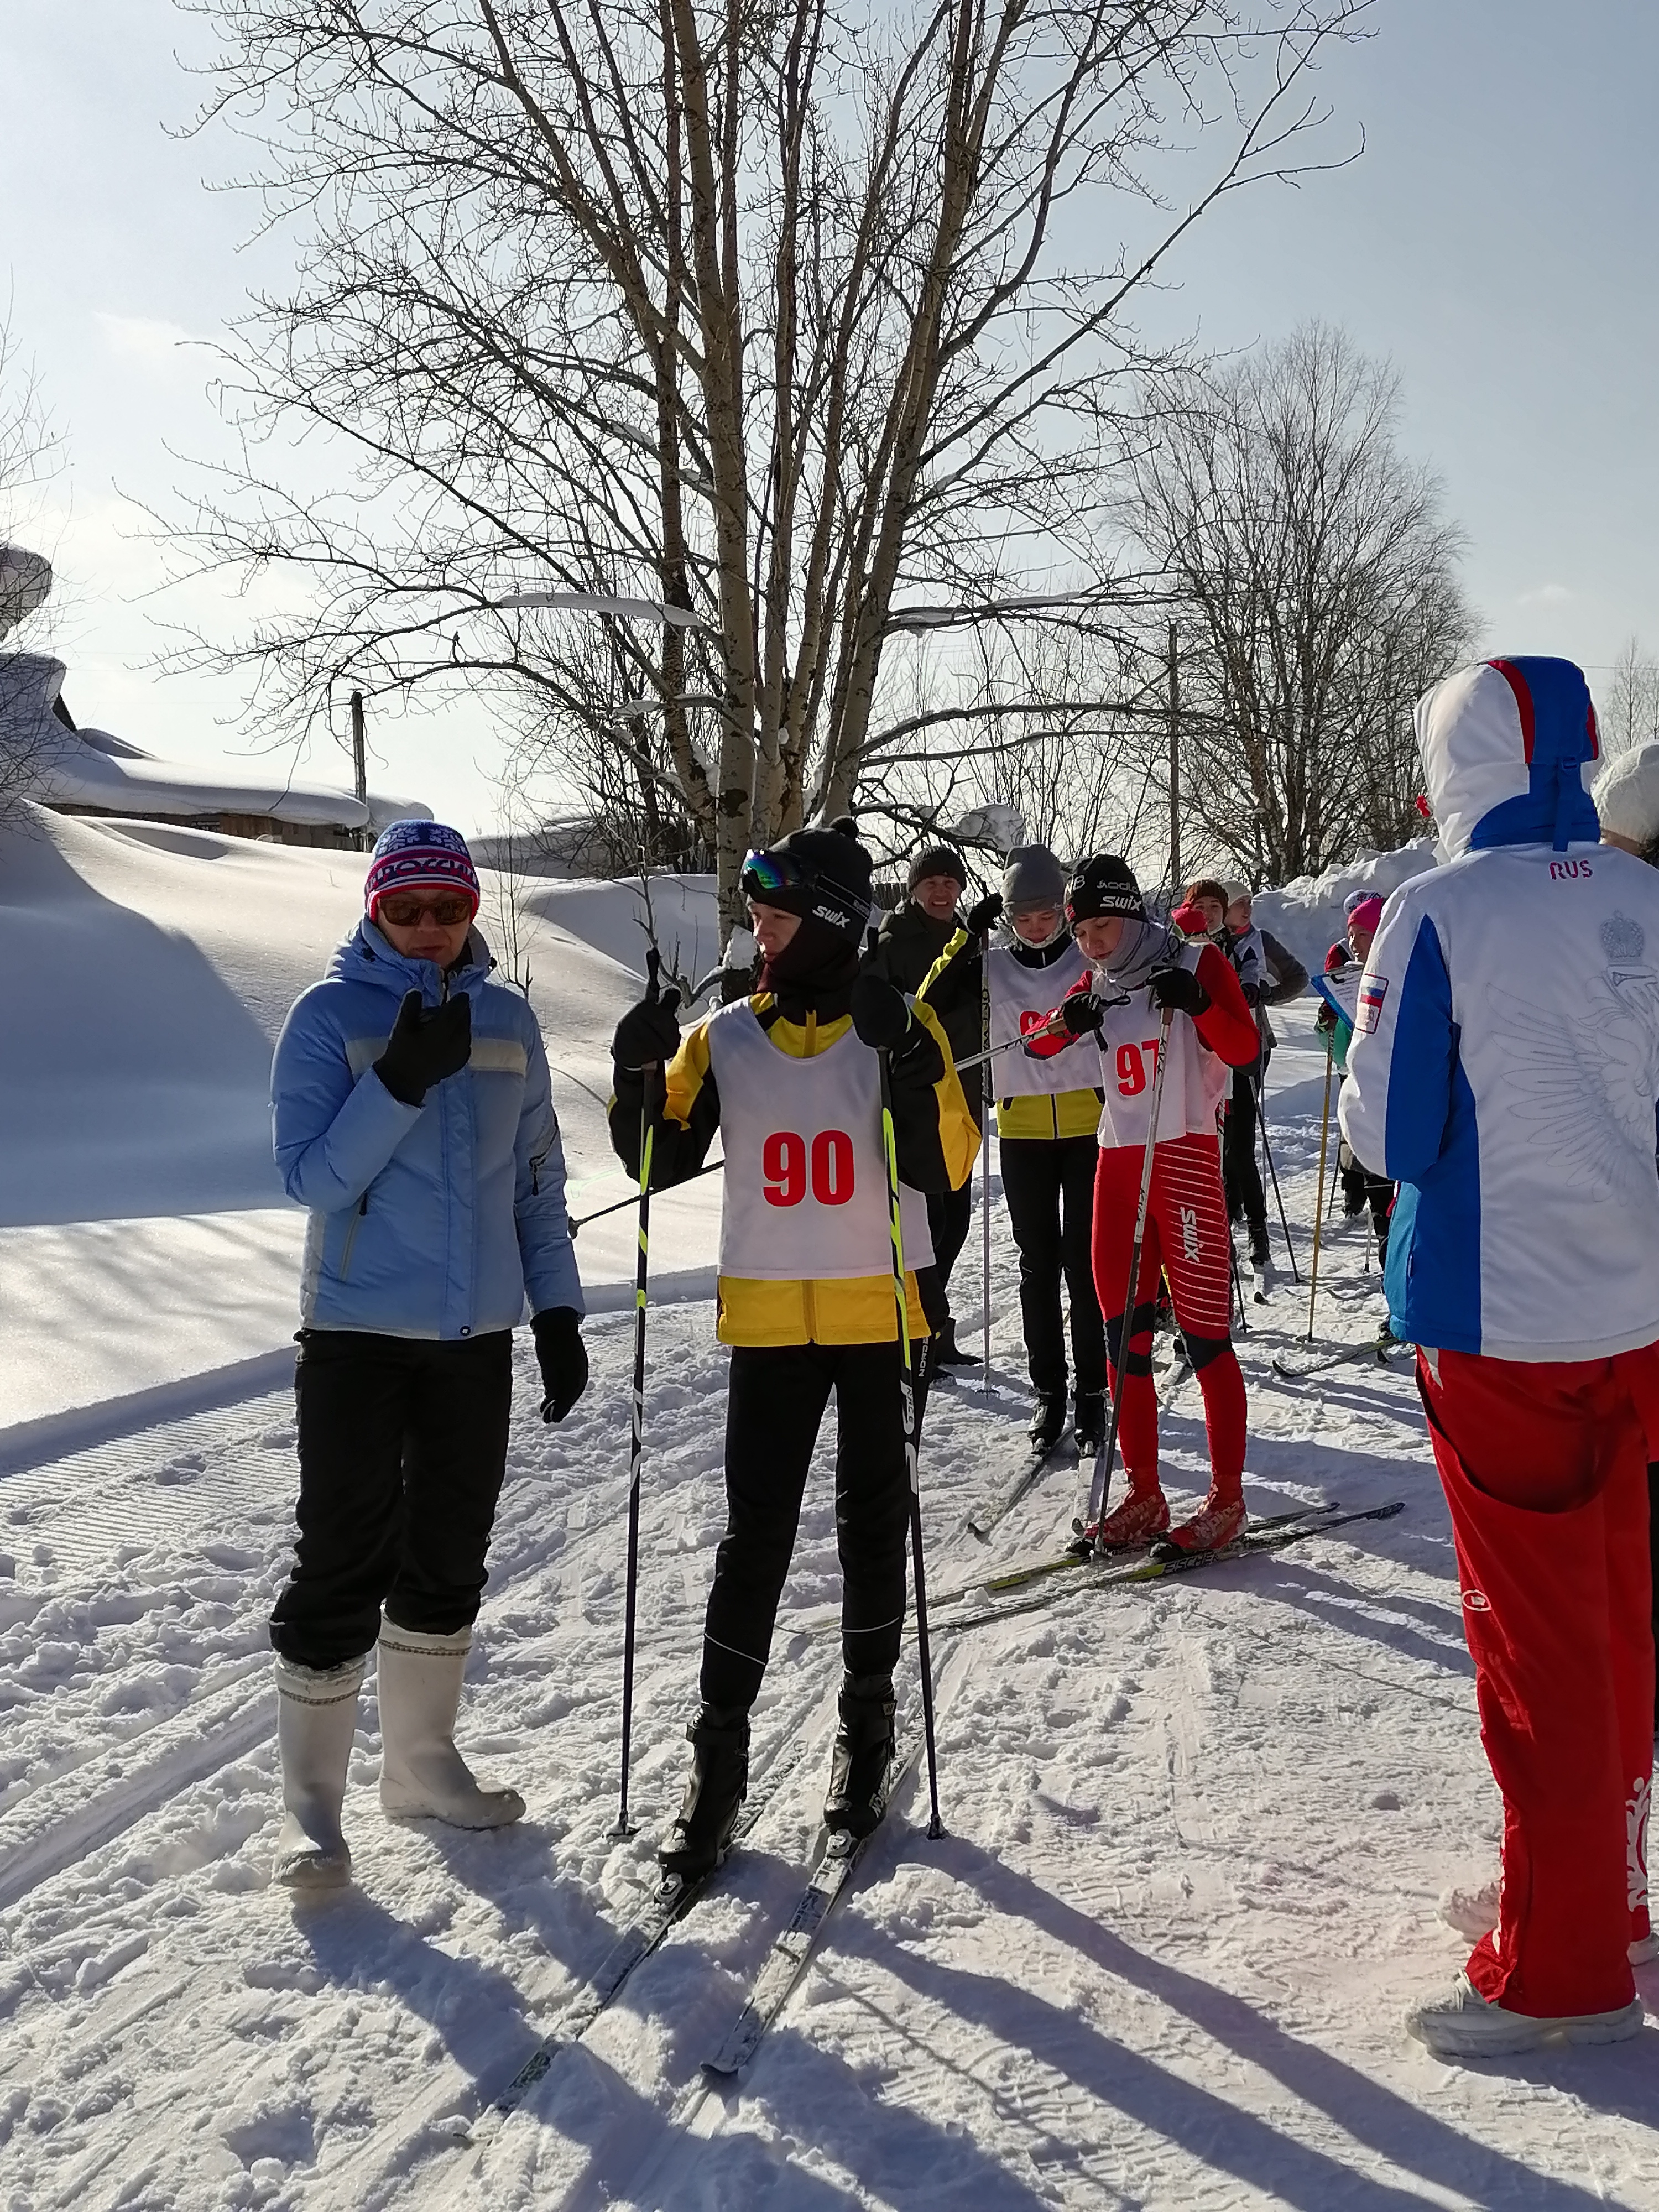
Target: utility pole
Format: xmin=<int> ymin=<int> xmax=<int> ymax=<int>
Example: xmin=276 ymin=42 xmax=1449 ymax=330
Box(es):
xmin=349 ymin=689 xmax=368 ymax=852
xmin=1166 ymin=623 xmax=1181 ymax=895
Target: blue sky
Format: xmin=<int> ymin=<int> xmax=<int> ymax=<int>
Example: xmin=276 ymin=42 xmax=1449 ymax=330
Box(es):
xmin=3 ymin=0 xmax=1656 ymax=833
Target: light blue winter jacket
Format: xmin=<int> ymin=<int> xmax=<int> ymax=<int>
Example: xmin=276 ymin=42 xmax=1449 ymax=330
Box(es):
xmin=272 ymin=920 xmax=583 ymax=1338
xmin=1340 ymin=656 xmax=1659 ymax=1360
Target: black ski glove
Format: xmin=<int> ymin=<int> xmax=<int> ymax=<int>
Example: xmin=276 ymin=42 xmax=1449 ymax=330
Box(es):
xmin=849 ymin=971 xmax=912 ymax=1051
xmin=375 ymin=989 xmax=472 ymax=1107
xmin=964 ymin=891 xmax=1003 ymax=936
xmin=1057 ymin=988 xmax=1105 ymax=1038
xmin=1148 ymin=964 xmax=1210 ymax=1016
xmin=612 ymin=954 xmax=682 ymax=1072
xmin=531 ymin=1306 xmax=589 ymax=1423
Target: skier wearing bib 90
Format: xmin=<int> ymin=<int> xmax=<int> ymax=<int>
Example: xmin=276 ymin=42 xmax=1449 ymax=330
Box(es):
xmin=1036 ymin=857 xmax=1260 ymax=1552
xmin=608 ymin=818 xmax=977 ymax=1882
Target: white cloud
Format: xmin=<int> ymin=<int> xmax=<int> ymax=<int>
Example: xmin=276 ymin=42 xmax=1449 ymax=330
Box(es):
xmin=1517 ymin=582 xmax=1574 ymax=608
xmin=93 ymin=312 xmax=196 ymax=364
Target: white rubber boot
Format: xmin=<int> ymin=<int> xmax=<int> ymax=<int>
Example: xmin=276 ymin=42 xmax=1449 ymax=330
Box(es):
xmin=375 ymin=1621 xmax=525 ymax=1828
xmin=1406 ymin=1971 xmax=1643 ymax=2057
xmin=273 ymin=1654 xmax=364 ymax=1890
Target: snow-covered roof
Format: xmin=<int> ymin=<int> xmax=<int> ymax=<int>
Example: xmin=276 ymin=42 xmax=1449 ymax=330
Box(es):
xmin=2 ymin=649 xmax=428 ymax=831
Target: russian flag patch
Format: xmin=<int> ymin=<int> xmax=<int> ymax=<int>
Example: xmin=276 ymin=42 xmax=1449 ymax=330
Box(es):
xmin=1358 ymin=975 xmax=1389 ymax=1035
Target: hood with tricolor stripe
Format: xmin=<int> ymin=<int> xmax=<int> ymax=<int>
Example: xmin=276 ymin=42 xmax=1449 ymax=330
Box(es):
xmin=1416 ymin=655 xmax=1601 ymax=859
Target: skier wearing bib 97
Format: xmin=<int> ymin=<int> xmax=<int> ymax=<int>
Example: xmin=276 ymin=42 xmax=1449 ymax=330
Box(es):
xmin=1035 ymin=856 xmax=1260 ymax=1552
xmin=607 ymin=818 xmax=978 ymax=1882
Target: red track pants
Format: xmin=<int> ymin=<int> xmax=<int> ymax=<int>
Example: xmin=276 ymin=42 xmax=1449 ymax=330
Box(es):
xmin=1419 ymin=1344 xmax=1658 ymax=2017
xmin=1091 ymin=1133 xmax=1246 ymax=1500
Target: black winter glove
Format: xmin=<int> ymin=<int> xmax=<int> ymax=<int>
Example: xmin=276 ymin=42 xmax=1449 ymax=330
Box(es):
xmin=1148 ymin=964 xmax=1210 ymax=1016
xmin=531 ymin=1306 xmax=589 ymax=1423
xmin=612 ymin=953 xmax=682 ymax=1072
xmin=375 ymin=988 xmax=472 ymax=1107
xmin=849 ymin=971 xmax=912 ymax=1051
xmin=1058 ymin=988 xmax=1105 ymax=1038
xmin=964 ymin=891 xmax=1003 ymax=936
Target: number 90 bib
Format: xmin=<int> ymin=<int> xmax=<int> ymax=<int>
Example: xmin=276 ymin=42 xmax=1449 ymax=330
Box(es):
xmin=707 ymin=1004 xmax=934 ymax=1279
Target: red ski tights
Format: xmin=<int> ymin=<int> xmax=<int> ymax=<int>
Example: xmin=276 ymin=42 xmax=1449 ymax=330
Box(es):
xmin=1091 ymin=1134 xmax=1245 ymax=1500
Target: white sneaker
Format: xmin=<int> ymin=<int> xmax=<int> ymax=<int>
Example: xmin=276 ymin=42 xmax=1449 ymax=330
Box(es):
xmin=1406 ymin=1972 xmax=1644 ymax=2057
xmin=377 ymin=1621 xmax=525 ymax=1829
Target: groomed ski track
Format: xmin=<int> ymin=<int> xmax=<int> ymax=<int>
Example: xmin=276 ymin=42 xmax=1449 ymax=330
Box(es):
xmin=4 ymin=1027 xmax=1658 ymax=2208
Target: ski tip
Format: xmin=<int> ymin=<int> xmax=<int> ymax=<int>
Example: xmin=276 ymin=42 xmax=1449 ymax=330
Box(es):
xmin=701 ymin=2054 xmax=744 ymax=2083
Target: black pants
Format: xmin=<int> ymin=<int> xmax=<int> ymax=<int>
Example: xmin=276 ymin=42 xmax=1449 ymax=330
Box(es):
xmin=1338 ymin=1141 xmax=1395 ymax=1256
xmin=269 ymin=1329 xmax=514 ymax=1671
xmin=700 ymin=1342 xmax=918 ymax=1711
xmin=926 ymin=1178 xmax=975 ymax=1298
xmin=1223 ymin=1075 xmax=1267 ymax=1241
xmin=999 ymin=1136 xmax=1107 ymax=1399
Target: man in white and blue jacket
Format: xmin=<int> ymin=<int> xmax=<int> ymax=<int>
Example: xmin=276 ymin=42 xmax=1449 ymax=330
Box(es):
xmin=266 ymin=820 xmax=588 ymax=1889
xmin=1341 ymin=658 xmax=1659 ymax=2057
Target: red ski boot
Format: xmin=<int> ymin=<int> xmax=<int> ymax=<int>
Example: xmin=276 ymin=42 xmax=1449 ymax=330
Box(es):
xmin=1087 ymin=1489 xmax=1170 ymax=1550
xmin=1163 ymin=1493 xmax=1247 ymax=1554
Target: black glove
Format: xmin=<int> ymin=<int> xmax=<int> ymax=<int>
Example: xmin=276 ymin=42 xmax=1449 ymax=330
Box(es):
xmin=375 ymin=988 xmax=472 ymax=1107
xmin=1058 ymin=988 xmax=1105 ymax=1037
xmin=849 ymin=971 xmax=912 ymax=1051
xmin=612 ymin=952 xmax=682 ymax=1072
xmin=964 ymin=891 xmax=1003 ymax=936
xmin=531 ymin=1306 xmax=589 ymax=1423
xmin=1148 ymin=964 xmax=1210 ymax=1016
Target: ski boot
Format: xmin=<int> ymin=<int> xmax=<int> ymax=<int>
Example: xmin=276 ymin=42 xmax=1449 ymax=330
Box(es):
xmin=1162 ymin=1491 xmax=1247 ymax=1553
xmin=823 ymin=1672 xmax=897 ymax=1839
xmin=1029 ymin=1389 xmax=1068 ymax=1451
xmin=933 ymin=1318 xmax=979 ymax=1370
xmin=1087 ymin=1488 xmax=1170 ymax=1550
xmin=1249 ymin=1228 xmax=1274 ymax=1303
xmin=658 ymin=1704 xmax=749 ymax=1885
xmin=1073 ymin=1389 xmax=1108 ymax=1456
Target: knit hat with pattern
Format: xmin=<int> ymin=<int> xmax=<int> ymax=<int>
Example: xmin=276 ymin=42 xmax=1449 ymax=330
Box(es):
xmin=364 ymin=820 xmax=481 ymax=917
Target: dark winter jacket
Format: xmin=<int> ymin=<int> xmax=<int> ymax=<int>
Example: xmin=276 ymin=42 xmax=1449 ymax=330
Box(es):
xmin=864 ymin=899 xmax=982 ymax=1090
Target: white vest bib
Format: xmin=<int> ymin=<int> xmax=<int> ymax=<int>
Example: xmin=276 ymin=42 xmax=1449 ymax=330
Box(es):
xmin=1089 ymin=945 xmax=1231 ymax=1148
xmin=708 ymin=1005 xmax=934 ymax=1279
xmin=987 ymin=940 xmax=1096 ymax=1098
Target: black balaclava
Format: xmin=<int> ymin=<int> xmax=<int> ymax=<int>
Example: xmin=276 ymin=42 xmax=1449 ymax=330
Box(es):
xmin=749 ymin=817 xmax=874 ymax=1018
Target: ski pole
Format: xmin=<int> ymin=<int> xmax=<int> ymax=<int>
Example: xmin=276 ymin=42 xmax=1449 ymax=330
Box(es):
xmin=980 ymin=932 xmax=993 ymax=1395
xmin=1306 ymin=1027 xmax=1335 ymax=1343
xmin=571 ymin=1153 xmax=723 ymax=1235
xmin=1253 ymin=1077 xmax=1300 ymax=1284
xmin=611 ymin=951 xmax=679 ymax=1839
xmin=877 ymin=1041 xmax=946 ymax=1841
xmin=1086 ymin=1001 xmax=1177 ymax=1541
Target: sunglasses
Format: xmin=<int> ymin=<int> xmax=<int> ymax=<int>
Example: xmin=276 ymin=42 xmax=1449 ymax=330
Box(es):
xmin=378 ymin=895 xmax=474 ymax=928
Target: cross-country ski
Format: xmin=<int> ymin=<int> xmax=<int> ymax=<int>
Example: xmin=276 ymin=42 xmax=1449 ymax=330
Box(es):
xmin=7 ymin=43 xmax=1659 ymax=2204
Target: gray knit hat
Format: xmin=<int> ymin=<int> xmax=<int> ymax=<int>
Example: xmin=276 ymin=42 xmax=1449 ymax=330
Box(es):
xmin=1000 ymin=843 xmax=1067 ymax=913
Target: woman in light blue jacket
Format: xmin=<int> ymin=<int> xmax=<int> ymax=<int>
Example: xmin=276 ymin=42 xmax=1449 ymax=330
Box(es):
xmin=267 ymin=821 xmax=587 ymax=1889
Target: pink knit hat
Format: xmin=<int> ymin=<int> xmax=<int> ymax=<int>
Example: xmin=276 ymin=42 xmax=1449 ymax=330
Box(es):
xmin=364 ymin=820 xmax=480 ymax=918
xmin=1347 ymin=894 xmax=1384 ymax=935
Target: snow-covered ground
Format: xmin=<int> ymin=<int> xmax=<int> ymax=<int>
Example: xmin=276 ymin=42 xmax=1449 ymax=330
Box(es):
xmin=3 ymin=991 xmax=1656 ymax=2209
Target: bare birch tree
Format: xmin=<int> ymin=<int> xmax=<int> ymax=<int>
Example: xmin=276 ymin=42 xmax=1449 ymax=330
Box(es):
xmin=1601 ymin=637 xmax=1659 ymax=755
xmin=161 ymin=0 xmax=1370 ymax=926
xmin=1121 ymin=321 xmax=1473 ymax=883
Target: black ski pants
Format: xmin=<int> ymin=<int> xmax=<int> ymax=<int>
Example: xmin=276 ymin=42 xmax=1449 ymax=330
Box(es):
xmin=269 ymin=1328 xmax=514 ymax=1671
xmin=999 ymin=1135 xmax=1107 ymax=1400
xmin=926 ymin=1178 xmax=975 ymax=1296
xmin=700 ymin=1340 xmax=919 ymax=1712
xmin=1223 ymin=1072 xmax=1268 ymax=1243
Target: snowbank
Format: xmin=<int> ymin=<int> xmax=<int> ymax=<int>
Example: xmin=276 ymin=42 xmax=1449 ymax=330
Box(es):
xmin=1251 ymin=839 xmax=1439 ymax=973
xmin=0 ymin=808 xmax=718 ymax=1432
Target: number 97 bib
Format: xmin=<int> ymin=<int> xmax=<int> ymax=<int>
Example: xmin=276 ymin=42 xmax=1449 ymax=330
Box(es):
xmin=707 ymin=1004 xmax=934 ymax=1279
